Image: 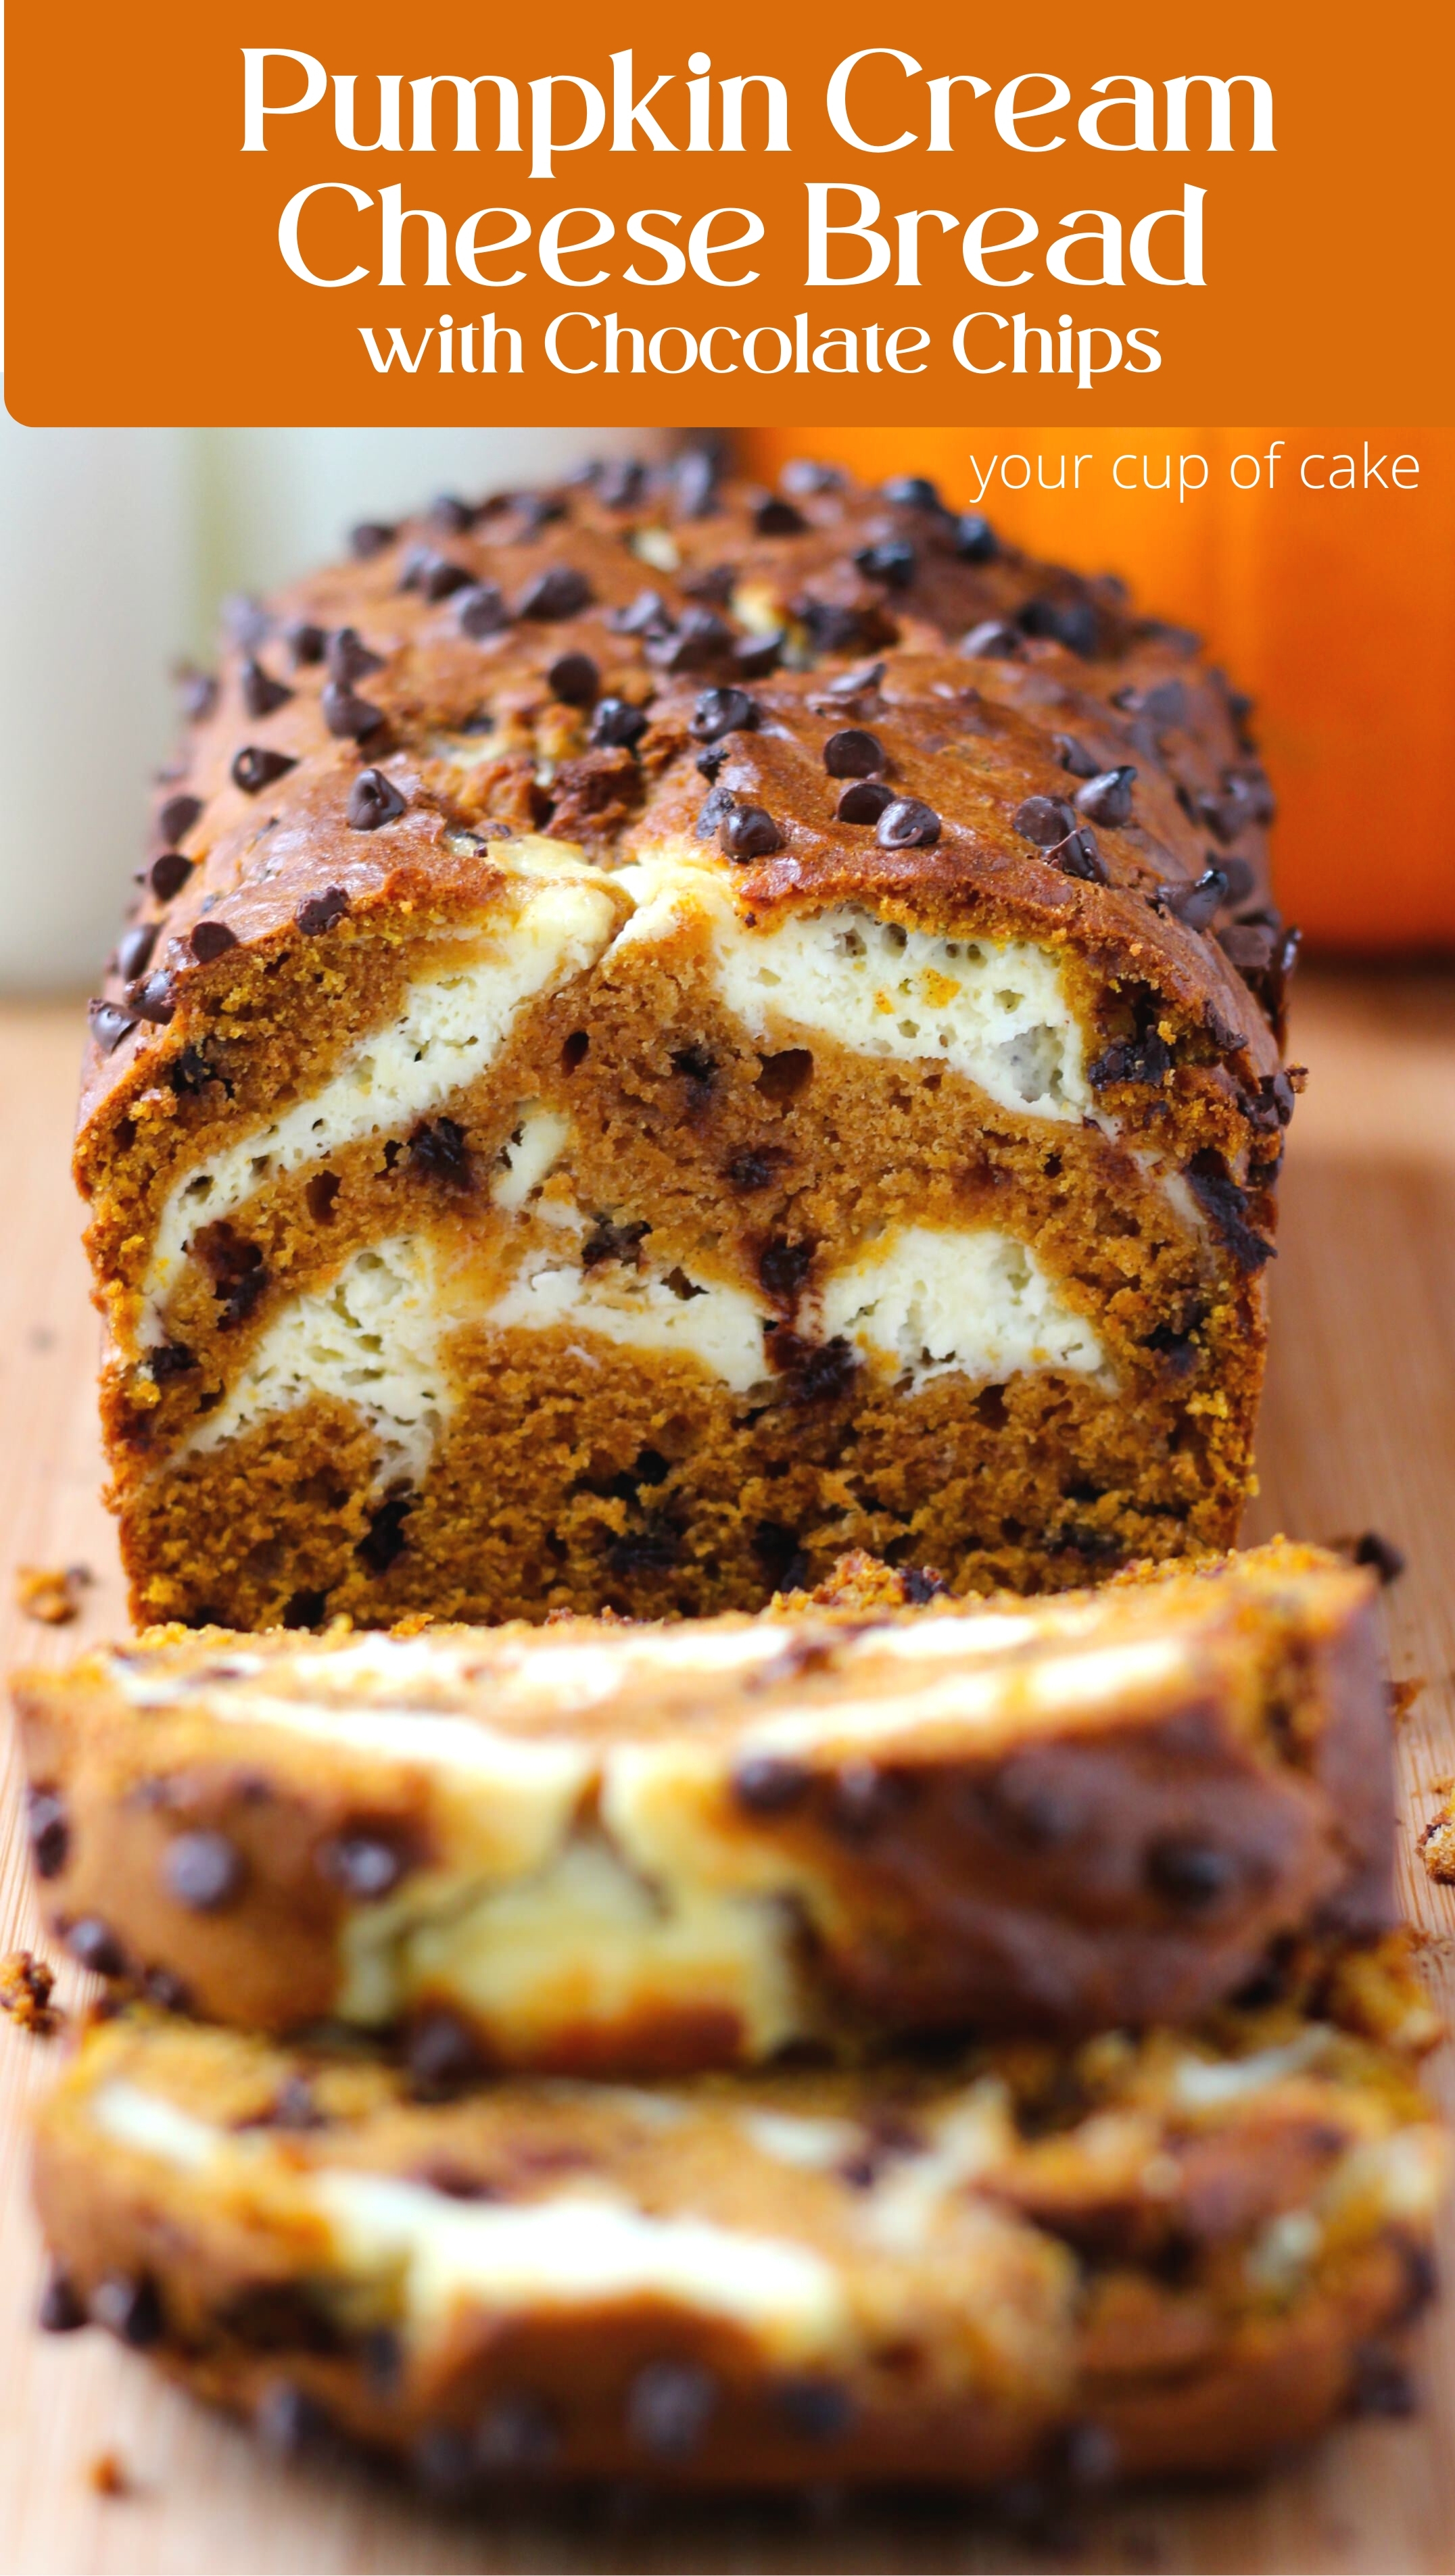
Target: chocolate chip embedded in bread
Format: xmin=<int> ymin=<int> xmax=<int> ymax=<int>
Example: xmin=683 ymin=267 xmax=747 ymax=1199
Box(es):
xmin=719 ymin=803 xmax=784 ymax=860
xmin=241 ymin=660 xmax=295 ymax=719
xmin=1074 ymin=767 xmax=1137 ymax=827
xmin=231 ymin=745 xmax=299 ymax=794
xmin=837 ymin=779 xmax=895 ymax=825
xmin=295 ymin=887 xmax=350 ymax=937
xmin=854 ymin=539 xmax=916 ymax=589
xmin=876 ymin=797 xmax=940 ymax=850
xmin=26 ymin=1787 xmax=68 ymax=1878
xmin=590 ymin=698 xmax=648 ymax=750
xmin=692 ymin=686 xmax=759 ymax=741
xmin=1146 ymin=1835 xmax=1237 ymax=1907
xmin=517 ymin=566 xmax=594 ymax=621
xmin=89 ymin=1004 xmax=137 ymax=1054
xmin=164 ymin=1830 xmax=247 ymax=1913
xmin=547 ymin=652 xmax=599 ymax=707
xmin=149 ymin=851 xmax=193 ymax=901
xmin=347 ymin=769 xmax=407 ymax=830
xmin=824 ymin=728 xmax=886 ymax=779
xmin=955 ymin=512 xmax=999 ymax=562
xmin=158 ymin=792 xmax=203 ymax=844
xmin=116 ymin=921 xmax=159 ymax=983
xmin=317 ymin=1831 xmax=410 ymax=1900
xmin=627 ymin=2359 xmax=719 ymax=2457
xmin=327 ymin=628 xmax=385 ymax=684
xmin=321 ymin=683 xmax=386 ymax=741
xmin=189 ymin=921 xmax=239 ymax=963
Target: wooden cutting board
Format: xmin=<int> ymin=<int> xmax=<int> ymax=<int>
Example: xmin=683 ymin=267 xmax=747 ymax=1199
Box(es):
xmin=2 ymin=969 xmax=1452 ymax=2576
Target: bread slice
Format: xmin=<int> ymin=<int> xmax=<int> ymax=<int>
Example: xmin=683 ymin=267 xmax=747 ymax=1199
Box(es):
xmin=32 ymin=1985 xmax=1441 ymax=2494
xmin=78 ymin=462 xmax=1294 ymax=1629
xmin=15 ymin=1542 xmax=1393 ymax=2070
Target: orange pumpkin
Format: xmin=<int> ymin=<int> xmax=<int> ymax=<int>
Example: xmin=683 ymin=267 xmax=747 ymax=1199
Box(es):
xmin=744 ymin=428 xmax=1455 ymax=952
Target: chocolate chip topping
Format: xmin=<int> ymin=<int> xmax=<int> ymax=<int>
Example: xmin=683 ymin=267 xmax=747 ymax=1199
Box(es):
xmin=547 ymin=651 xmax=599 ymax=707
xmin=961 ymin=618 xmax=1022 ymax=658
xmin=692 ymin=685 xmax=759 ymax=741
xmin=823 ymin=727 xmax=886 ymax=780
xmin=321 ymin=682 xmax=385 ymax=741
xmin=1351 ymin=1530 xmax=1406 ymax=1584
xmin=855 ymin=539 xmax=916 ymax=589
xmin=836 ymin=778 xmax=895 ymax=825
xmin=92 ymin=2273 xmax=164 ymax=2348
xmin=719 ymin=803 xmax=784 ymax=860
xmin=163 ymin=1829 xmax=247 ymax=1912
xmin=347 ymin=768 xmax=406 ymax=831
xmin=1013 ymin=796 xmax=1078 ymax=848
xmin=1146 ymin=1835 xmax=1237 ymax=1907
xmin=317 ymin=1829 xmax=410 ymax=1899
xmin=1074 ymin=766 xmax=1137 ymax=827
xmin=627 ymin=2359 xmax=719 ymax=2456
xmin=1165 ymin=867 xmax=1229 ymax=933
xmin=286 ymin=620 xmax=327 ymax=666
xmin=406 ymin=2006 xmax=485 ymax=2098
xmin=1053 ymin=827 xmax=1110 ymax=885
xmin=732 ymin=1753 xmax=811 ymax=1814
xmin=458 ymin=582 xmax=510 ymax=639
xmin=89 ymin=1003 xmax=137 ymax=1054
xmin=955 ymin=512 xmax=999 ymax=562
xmin=590 ymin=696 xmax=648 ymax=750
xmin=327 ymin=628 xmax=385 ymax=685
xmin=876 ymin=796 xmax=940 ymax=849
xmin=295 ymin=886 xmax=350 ymax=936
xmin=128 ymin=971 xmax=177 ymax=1025
xmin=149 ymin=851 xmax=193 ymax=901
xmin=517 ymin=565 xmax=594 ymax=621
xmin=349 ymin=520 xmax=397 ymax=558
xmin=66 ymin=1916 xmax=126 ymax=1976
xmin=429 ymin=492 xmax=476 ymax=533
xmin=158 ymin=792 xmax=203 ymax=844
xmin=189 ymin=921 xmax=239 ymax=963
xmin=240 ymin=659 xmax=295 ymax=719
xmin=116 ymin=921 xmax=159 ymax=983
xmin=231 ymin=745 xmax=298 ymax=794
xmin=26 ymin=1787 xmax=69 ymax=1878
xmin=38 ymin=2270 xmax=87 ymax=2334
xmin=753 ymin=495 xmax=807 ymax=537
xmin=674 ymin=449 xmax=720 ymax=517
xmin=1054 ymin=733 xmax=1102 ymax=779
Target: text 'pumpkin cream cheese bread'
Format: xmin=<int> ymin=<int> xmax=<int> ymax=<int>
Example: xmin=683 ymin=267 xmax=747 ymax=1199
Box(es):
xmin=32 ymin=1993 xmax=1444 ymax=2494
xmin=78 ymin=459 xmax=1296 ymax=1628
xmin=14 ymin=1545 xmax=1394 ymax=2071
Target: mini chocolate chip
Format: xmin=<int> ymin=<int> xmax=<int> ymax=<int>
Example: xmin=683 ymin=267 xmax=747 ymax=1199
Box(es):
xmin=240 ymin=659 xmax=294 ymax=719
xmin=961 ymin=619 xmax=1021 ymax=658
xmin=900 ymin=1566 xmax=949 ymax=1604
xmin=321 ymin=683 xmax=385 ymax=740
xmin=1089 ymin=1034 xmax=1171 ymax=1088
xmin=158 ymin=792 xmax=203 ymax=844
xmin=1166 ymin=867 xmax=1229 ymax=932
xmin=327 ymin=627 xmax=385 ymax=683
xmin=780 ymin=458 xmax=843 ymax=495
xmin=258 ymin=2382 xmax=333 ymax=2460
xmin=1019 ymin=595 xmax=1100 ymax=658
xmin=362 ymin=2326 xmax=403 ymax=2393
xmin=348 ymin=769 xmax=407 ymax=830
xmin=143 ymin=1965 xmax=193 ymax=2012
xmin=725 ymin=1146 xmax=784 ymax=1192
xmin=955 ymin=512 xmax=999 ymax=562
xmin=231 ymin=744 xmax=298 ymax=794
xmin=517 ymin=565 xmax=593 ymax=621
xmin=1147 ymin=1836 xmax=1236 ymax=1907
xmin=719 ymin=804 xmax=783 ymax=860
xmin=613 ymin=587 xmax=669 ymax=637
xmin=760 ymin=1237 xmax=813 ymax=1299
xmin=177 ymin=669 xmax=218 ymax=723
xmin=89 ymin=1004 xmax=137 ymax=1054
xmin=776 ymin=2377 xmax=855 ymax=2442
xmin=675 ymin=449 xmax=720 ymax=516
xmin=828 ymin=1759 xmax=897 ymax=1838
xmin=627 ymin=2359 xmax=718 ymax=2457
xmin=350 ymin=520 xmax=397 ymax=558
xmin=430 ymin=491 xmax=477 ymax=533
xmin=149 ymin=850 xmax=194 ymax=900
xmin=38 ymin=2269 xmax=86 ymax=2334
xmin=732 ymin=631 xmax=783 ymax=679
xmin=692 ymin=685 xmax=759 ymax=741
xmin=475 ymin=2392 xmax=560 ymax=2470
xmin=1013 ymin=796 xmax=1078 ymax=847
xmin=26 ymin=1787 xmax=68 ymax=1878
xmin=287 ymin=621 xmax=327 ymax=666
xmin=295 ymin=886 xmax=350 ymax=936
xmin=116 ymin=921 xmax=159 ymax=982
xmin=1186 ymin=1150 xmax=1274 ymax=1271
xmin=596 ymin=458 xmax=647 ymax=510
xmin=590 ymin=696 xmax=648 ymax=749
xmin=93 ymin=2273 xmax=162 ymax=2346
xmin=128 ymin=971 xmax=177 ymax=1025
xmin=1352 ymin=1530 xmax=1406 ymax=1584
xmin=1075 ymin=766 xmax=1136 ymax=827
xmin=1349 ymin=2342 xmax=1418 ymax=2419
xmin=164 ymin=1829 xmax=246 ymax=1912
xmin=753 ymin=495 xmax=806 ymax=536
xmin=412 ymin=2426 xmax=477 ymax=2499
xmin=318 ymin=1830 xmax=408 ymax=1900
xmin=876 ymin=796 xmax=940 ymax=849
xmin=410 ymin=1116 xmax=471 ymax=1183
xmin=824 ymin=727 xmax=886 ymax=779
xmin=407 ymin=2007 xmax=485 ymax=2098
xmin=732 ymin=1754 xmax=811 ymax=1814
xmin=881 ymin=474 xmax=943 ymax=512
xmin=836 ymin=778 xmax=895 ymax=825
xmin=189 ymin=921 xmax=239 ymax=963
xmin=650 ymin=605 xmax=735 ymax=673
xmin=421 ymin=554 xmax=474 ymax=602
xmin=514 ymin=491 xmax=568 ymax=531
xmin=1053 ymin=827 xmax=1110 ymax=885
xmin=548 ymin=651 xmax=599 ymax=706
xmin=222 ymin=593 xmax=272 ymax=650
xmin=854 ymin=539 xmax=915 ymax=588
xmin=66 ymin=1916 xmax=125 ymax=1976
xmin=1053 ymin=733 xmax=1101 ymax=779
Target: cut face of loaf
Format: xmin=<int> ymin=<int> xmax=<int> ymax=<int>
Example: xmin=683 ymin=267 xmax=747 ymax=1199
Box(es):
xmin=78 ymin=464 xmax=1295 ymax=1628
xmin=32 ymin=1999 xmax=1443 ymax=2492
xmin=14 ymin=1542 xmax=1393 ymax=2070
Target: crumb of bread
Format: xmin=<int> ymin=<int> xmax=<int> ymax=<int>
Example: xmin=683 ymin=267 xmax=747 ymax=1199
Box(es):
xmin=15 ymin=1563 xmax=93 ymax=1625
xmin=0 ymin=1950 xmax=60 ymax=2037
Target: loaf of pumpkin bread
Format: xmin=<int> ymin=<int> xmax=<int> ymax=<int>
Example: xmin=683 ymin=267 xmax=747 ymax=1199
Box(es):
xmin=79 ymin=458 xmax=1295 ymax=1629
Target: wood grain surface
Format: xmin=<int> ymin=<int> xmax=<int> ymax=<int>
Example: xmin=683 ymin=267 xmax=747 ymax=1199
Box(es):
xmin=1 ymin=970 xmax=1452 ymax=2576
